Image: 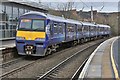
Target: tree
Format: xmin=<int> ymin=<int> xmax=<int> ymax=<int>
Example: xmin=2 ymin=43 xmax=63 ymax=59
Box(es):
xmin=57 ymin=2 xmax=76 ymax=19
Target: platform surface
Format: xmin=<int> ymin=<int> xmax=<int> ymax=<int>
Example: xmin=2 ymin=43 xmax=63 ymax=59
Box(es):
xmin=79 ymin=37 xmax=120 ymax=79
xmin=112 ymin=37 xmax=120 ymax=76
xmin=0 ymin=40 xmax=15 ymax=50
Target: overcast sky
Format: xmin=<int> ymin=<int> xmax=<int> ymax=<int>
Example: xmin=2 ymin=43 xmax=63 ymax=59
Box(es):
xmin=41 ymin=0 xmax=120 ymax=2
xmin=42 ymin=2 xmax=119 ymax=13
xmin=26 ymin=0 xmax=120 ymax=13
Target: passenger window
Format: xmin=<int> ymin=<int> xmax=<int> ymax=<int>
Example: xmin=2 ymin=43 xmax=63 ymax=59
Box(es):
xmin=91 ymin=26 xmax=94 ymax=31
xmin=78 ymin=25 xmax=82 ymax=32
xmin=67 ymin=24 xmax=74 ymax=32
xmin=84 ymin=26 xmax=88 ymax=32
xmin=54 ymin=23 xmax=58 ymax=34
xmin=59 ymin=24 xmax=63 ymax=34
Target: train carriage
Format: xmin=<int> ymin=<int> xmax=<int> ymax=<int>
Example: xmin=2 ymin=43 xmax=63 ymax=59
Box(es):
xmin=16 ymin=11 xmax=111 ymax=56
xmin=81 ymin=22 xmax=97 ymax=40
xmin=16 ymin=12 xmax=67 ymax=56
xmin=97 ymin=24 xmax=110 ymax=37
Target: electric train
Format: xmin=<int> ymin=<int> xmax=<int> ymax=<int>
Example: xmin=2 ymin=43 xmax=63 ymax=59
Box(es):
xmin=16 ymin=11 xmax=110 ymax=56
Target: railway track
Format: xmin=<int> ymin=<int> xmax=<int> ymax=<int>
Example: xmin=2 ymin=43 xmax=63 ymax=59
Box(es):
xmin=1 ymin=57 xmax=25 ymax=68
xmin=71 ymin=58 xmax=88 ymax=80
xmin=1 ymin=38 xmax=107 ymax=79
xmin=0 ymin=57 xmax=39 ymax=79
xmin=36 ymin=42 xmax=100 ymax=80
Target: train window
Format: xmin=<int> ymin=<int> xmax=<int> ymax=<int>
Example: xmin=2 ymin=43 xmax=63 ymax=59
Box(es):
xmin=78 ymin=25 xmax=82 ymax=32
xmin=99 ymin=27 xmax=100 ymax=31
xmin=59 ymin=24 xmax=63 ymax=34
xmin=19 ymin=19 xmax=32 ymax=30
xmin=96 ymin=27 xmax=98 ymax=31
xmin=32 ymin=20 xmax=45 ymax=31
xmin=90 ymin=26 xmax=94 ymax=31
xmin=100 ymin=27 xmax=103 ymax=31
xmin=67 ymin=24 xmax=74 ymax=32
xmin=54 ymin=23 xmax=58 ymax=34
xmin=84 ymin=26 xmax=88 ymax=32
xmin=19 ymin=19 xmax=45 ymax=31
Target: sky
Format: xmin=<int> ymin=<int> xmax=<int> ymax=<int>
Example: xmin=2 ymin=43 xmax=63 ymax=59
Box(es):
xmin=41 ymin=2 xmax=119 ymax=13
xmin=40 ymin=0 xmax=120 ymax=13
xmin=17 ymin=0 xmax=120 ymax=13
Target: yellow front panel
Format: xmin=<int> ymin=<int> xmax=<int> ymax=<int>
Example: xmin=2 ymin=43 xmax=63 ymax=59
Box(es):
xmin=17 ymin=31 xmax=46 ymax=40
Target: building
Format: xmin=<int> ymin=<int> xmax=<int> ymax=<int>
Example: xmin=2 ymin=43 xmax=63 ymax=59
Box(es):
xmin=0 ymin=0 xmax=48 ymax=40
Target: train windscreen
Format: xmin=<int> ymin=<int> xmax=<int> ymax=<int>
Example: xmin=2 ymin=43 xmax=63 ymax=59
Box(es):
xmin=19 ymin=19 xmax=45 ymax=31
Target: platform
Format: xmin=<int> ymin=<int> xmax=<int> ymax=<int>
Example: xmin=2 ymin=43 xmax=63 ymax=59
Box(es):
xmin=112 ymin=37 xmax=120 ymax=77
xmin=79 ymin=36 xmax=120 ymax=79
xmin=0 ymin=40 xmax=15 ymax=50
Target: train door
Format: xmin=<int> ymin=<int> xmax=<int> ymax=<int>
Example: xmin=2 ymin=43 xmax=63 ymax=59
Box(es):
xmin=64 ymin=23 xmax=67 ymax=41
xmin=81 ymin=25 xmax=84 ymax=38
xmin=74 ymin=24 xmax=77 ymax=40
xmin=62 ymin=23 xmax=66 ymax=42
xmin=87 ymin=26 xmax=91 ymax=38
xmin=49 ymin=21 xmax=53 ymax=38
xmin=46 ymin=20 xmax=53 ymax=45
xmin=58 ymin=23 xmax=65 ymax=42
xmin=53 ymin=22 xmax=58 ymax=43
xmin=78 ymin=25 xmax=83 ymax=39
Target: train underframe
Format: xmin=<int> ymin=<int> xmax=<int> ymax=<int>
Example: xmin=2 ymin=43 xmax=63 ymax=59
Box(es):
xmin=42 ymin=34 xmax=110 ymax=56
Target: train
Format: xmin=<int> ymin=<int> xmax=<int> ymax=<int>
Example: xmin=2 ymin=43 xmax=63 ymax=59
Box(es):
xmin=16 ymin=11 xmax=110 ymax=56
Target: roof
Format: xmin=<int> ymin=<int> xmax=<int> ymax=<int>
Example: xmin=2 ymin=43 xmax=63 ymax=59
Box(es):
xmin=22 ymin=11 xmax=110 ymax=28
xmin=24 ymin=11 xmax=82 ymax=25
xmin=81 ymin=22 xmax=97 ymax=26
xmin=23 ymin=11 xmax=47 ymax=17
xmin=1 ymin=0 xmax=49 ymax=11
xmin=97 ymin=24 xmax=110 ymax=28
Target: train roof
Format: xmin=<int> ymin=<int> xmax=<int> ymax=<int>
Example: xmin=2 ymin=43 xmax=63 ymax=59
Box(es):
xmin=47 ymin=14 xmax=66 ymax=23
xmin=23 ymin=11 xmax=47 ymax=17
xmin=81 ymin=22 xmax=97 ymax=26
xmin=22 ymin=11 xmax=110 ymax=28
xmin=97 ymin=24 xmax=110 ymax=28
xmin=23 ymin=11 xmax=82 ymax=25
xmin=66 ymin=19 xmax=82 ymax=25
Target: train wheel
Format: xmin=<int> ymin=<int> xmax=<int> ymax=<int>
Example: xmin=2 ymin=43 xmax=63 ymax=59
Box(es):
xmin=81 ymin=39 xmax=84 ymax=44
xmin=72 ymin=41 xmax=77 ymax=46
xmin=45 ymin=47 xmax=52 ymax=56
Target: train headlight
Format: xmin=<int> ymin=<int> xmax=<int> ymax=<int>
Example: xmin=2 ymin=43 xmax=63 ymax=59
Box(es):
xmin=35 ymin=38 xmax=45 ymax=41
xmin=16 ymin=37 xmax=25 ymax=40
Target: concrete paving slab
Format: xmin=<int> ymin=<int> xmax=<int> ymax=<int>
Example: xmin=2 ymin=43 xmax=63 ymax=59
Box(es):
xmin=87 ymin=65 xmax=101 ymax=78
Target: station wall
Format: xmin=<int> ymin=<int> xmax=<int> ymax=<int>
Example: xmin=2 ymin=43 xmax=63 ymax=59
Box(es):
xmin=0 ymin=2 xmax=47 ymax=40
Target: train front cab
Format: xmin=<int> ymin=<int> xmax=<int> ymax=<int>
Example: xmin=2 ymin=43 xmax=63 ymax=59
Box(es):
xmin=16 ymin=14 xmax=49 ymax=56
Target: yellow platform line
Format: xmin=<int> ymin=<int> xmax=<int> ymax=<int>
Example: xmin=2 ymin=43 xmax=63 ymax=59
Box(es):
xmin=111 ymin=37 xmax=119 ymax=79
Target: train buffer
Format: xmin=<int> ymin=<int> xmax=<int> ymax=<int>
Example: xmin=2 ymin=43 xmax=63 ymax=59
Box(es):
xmin=79 ymin=36 xmax=120 ymax=79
